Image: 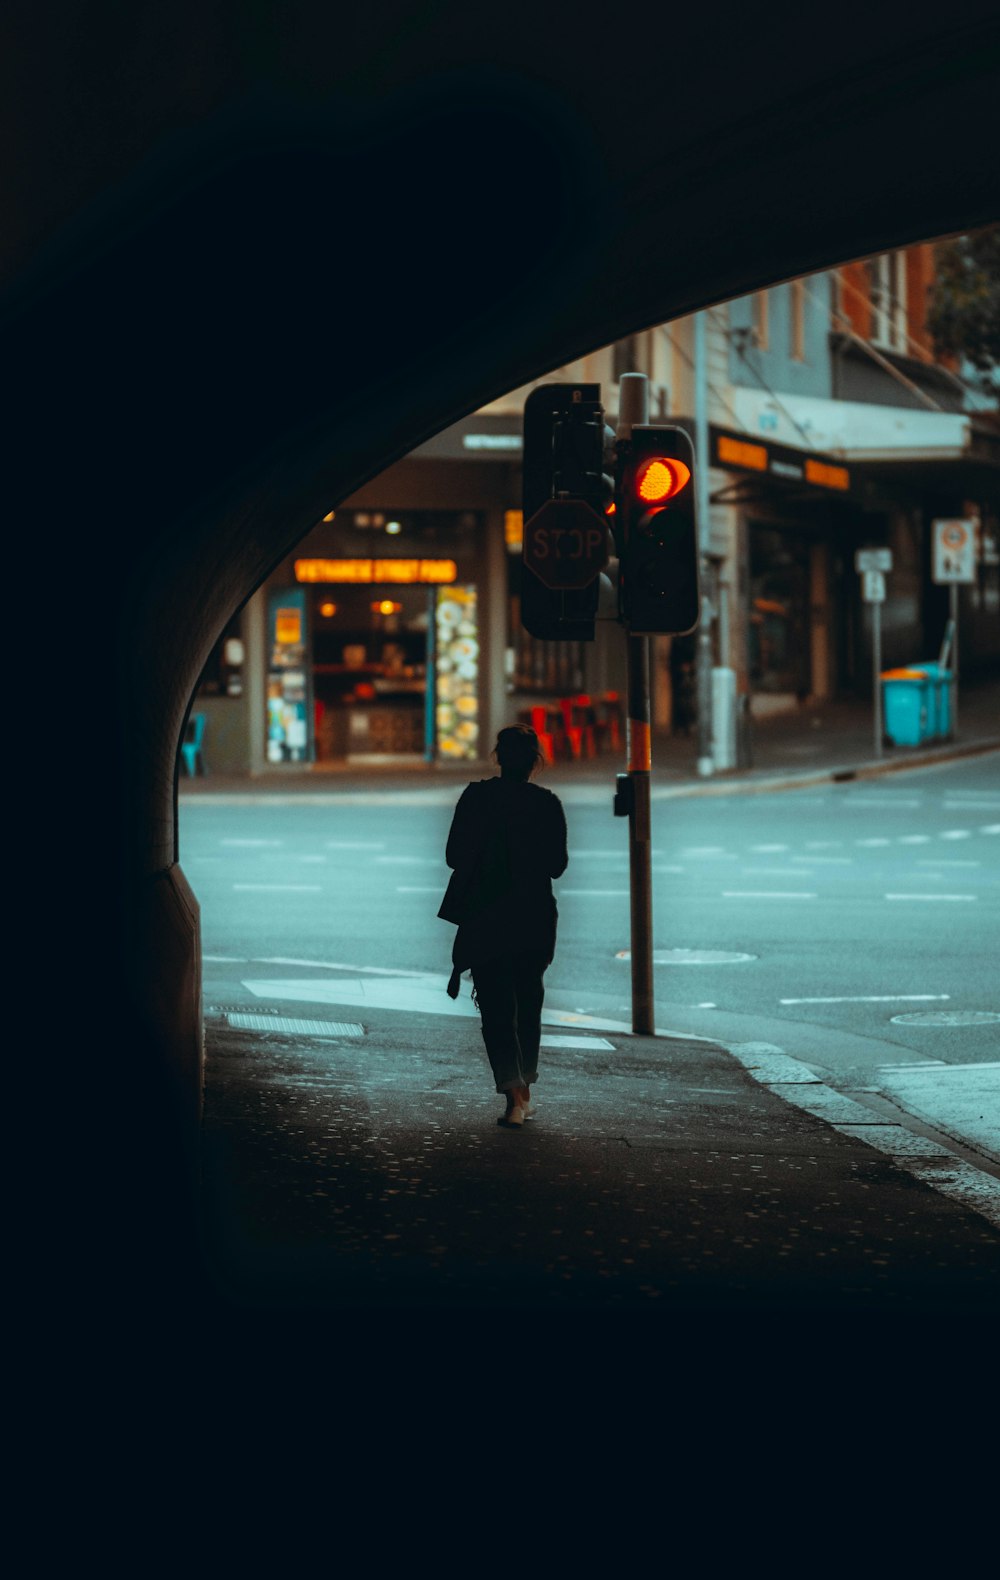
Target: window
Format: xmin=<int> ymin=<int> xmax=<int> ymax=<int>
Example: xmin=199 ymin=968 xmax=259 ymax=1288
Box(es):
xmin=790 ymin=279 xmax=806 ymax=361
xmin=752 ymin=291 xmax=769 ymax=350
xmin=196 ymin=614 xmax=245 ymax=698
xmin=866 ymin=251 xmax=907 ymax=351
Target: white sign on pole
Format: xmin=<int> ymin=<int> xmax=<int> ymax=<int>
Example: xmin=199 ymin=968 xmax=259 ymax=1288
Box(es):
xmin=862 ymin=569 xmax=886 ymax=603
xmin=855 ymin=548 xmax=893 ymax=574
xmin=932 ymin=519 xmax=976 ymax=584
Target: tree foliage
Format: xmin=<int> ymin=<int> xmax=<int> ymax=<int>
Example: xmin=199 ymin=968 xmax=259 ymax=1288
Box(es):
xmin=927 ymin=225 xmax=1000 ymax=386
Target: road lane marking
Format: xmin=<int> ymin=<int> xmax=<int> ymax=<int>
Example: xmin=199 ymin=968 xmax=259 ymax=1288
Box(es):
xmin=376 ymin=855 xmax=441 ymax=865
xmin=791 ymin=855 xmax=853 ymax=864
xmin=396 ymin=886 xmax=443 ymax=893
xmin=722 ymin=890 xmax=817 ymax=899
xmin=258 ymin=956 xmax=430 ymax=977
xmin=845 ymin=796 xmax=922 ymax=806
xmin=749 ymin=844 xmax=789 ymax=852
xmin=680 ymin=846 xmax=730 ymax=856
xmin=562 ymin=888 xmax=629 ymax=897
xmin=232 ymin=883 xmax=322 ymax=892
xmin=918 ymin=859 xmax=980 ymax=867
xmin=221 ymin=838 xmax=284 ymax=846
xmin=243 ymin=974 xmax=646 ymax=1034
xmin=940 ymin=830 xmax=972 ymax=840
xmin=741 ymin=868 xmax=810 ymax=878
xmin=885 ymin=893 xmax=977 ymax=902
xmin=541 ymin=1034 xmax=615 ymax=1050
xmin=204 ymin=954 xmax=249 ymax=963
xmin=985 ymin=825 xmax=1000 ymax=835
xmin=325 ymin=840 xmax=387 ymax=849
xmin=779 ymin=994 xmax=951 ymax=1005
xmin=856 ymin=837 xmax=891 ymax=846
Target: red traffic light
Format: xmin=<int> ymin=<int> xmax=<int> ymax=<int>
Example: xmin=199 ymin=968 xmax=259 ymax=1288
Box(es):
xmin=635 ymin=457 xmax=691 ymax=503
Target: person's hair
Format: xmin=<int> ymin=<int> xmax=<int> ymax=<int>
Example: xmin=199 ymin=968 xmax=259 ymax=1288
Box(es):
xmin=493 ymin=724 xmax=543 ymax=780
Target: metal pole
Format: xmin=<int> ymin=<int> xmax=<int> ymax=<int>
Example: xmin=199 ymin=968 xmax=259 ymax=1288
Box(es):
xmin=873 ymin=597 xmax=883 ymax=759
xmin=617 ymin=372 xmax=654 ymax=1036
xmin=627 ymin=635 xmax=654 ymax=1034
xmin=694 ymin=311 xmax=714 ymax=776
xmin=950 ymin=582 xmax=959 ymax=739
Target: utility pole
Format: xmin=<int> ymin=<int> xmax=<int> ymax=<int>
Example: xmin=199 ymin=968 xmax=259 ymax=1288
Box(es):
xmin=694 ymin=311 xmax=715 ymax=777
xmin=616 ymin=374 xmax=654 ymax=1034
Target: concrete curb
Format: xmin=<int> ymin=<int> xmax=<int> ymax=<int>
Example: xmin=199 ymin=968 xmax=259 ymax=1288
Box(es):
xmin=650 ymin=736 xmax=1000 ymax=799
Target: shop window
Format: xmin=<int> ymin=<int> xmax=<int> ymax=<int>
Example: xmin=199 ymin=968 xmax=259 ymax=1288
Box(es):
xmin=196 ymin=615 xmax=244 ymax=698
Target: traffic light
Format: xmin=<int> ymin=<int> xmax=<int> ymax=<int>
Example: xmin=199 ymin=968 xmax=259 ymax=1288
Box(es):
xmin=520 ymin=384 xmax=613 ymax=640
xmin=616 ymin=424 xmax=700 ymax=635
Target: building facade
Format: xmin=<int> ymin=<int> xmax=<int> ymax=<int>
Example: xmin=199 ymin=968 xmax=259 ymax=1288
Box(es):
xmin=191 ymin=238 xmax=999 ymax=776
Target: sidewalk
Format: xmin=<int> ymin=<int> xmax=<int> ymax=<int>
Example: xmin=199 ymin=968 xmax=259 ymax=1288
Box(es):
xmin=181 ymin=672 xmax=1000 ymax=799
xmin=200 ymin=996 xmax=1000 ymax=1315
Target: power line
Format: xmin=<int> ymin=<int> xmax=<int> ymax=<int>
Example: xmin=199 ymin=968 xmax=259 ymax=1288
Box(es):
xmin=657 ymin=321 xmax=750 ymax=435
xmin=706 ymin=305 xmax=823 ymax=448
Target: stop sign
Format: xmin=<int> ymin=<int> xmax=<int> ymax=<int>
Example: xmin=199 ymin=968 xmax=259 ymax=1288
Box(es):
xmin=522 ymin=497 xmax=610 ymax=589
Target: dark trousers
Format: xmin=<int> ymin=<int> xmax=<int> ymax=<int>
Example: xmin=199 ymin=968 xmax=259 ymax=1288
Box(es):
xmin=470 ymin=950 xmax=548 ymax=1093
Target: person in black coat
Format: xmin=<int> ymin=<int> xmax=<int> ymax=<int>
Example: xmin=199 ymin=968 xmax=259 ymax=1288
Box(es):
xmin=440 ymin=725 xmax=568 ymax=1128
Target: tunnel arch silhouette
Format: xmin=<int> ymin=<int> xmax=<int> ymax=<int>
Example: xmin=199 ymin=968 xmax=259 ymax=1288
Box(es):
xmin=8 ymin=3 xmax=997 ymax=1312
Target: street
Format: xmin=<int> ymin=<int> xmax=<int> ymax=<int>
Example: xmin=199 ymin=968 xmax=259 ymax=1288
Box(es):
xmin=185 ymin=754 xmax=999 ymax=1080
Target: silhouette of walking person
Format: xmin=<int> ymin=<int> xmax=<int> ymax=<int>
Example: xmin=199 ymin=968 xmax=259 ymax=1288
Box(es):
xmin=439 ymin=725 xmax=568 ymax=1128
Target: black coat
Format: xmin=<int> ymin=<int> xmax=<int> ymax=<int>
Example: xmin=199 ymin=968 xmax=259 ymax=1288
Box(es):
xmin=440 ymin=776 xmax=568 ymax=985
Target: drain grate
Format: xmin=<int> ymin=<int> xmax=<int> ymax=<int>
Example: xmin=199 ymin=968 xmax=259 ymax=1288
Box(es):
xmin=224 ymin=1012 xmax=364 ymax=1037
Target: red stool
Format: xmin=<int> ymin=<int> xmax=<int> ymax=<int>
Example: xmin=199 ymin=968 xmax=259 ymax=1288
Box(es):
xmin=524 ymin=704 xmax=555 ymax=766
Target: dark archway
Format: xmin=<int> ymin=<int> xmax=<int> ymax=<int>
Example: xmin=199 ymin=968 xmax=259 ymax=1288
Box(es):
xmin=7 ymin=3 xmax=998 ymax=1319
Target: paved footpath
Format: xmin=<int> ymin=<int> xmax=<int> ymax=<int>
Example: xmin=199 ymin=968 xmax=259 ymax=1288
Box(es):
xmin=201 ymin=998 xmax=1000 ymax=1315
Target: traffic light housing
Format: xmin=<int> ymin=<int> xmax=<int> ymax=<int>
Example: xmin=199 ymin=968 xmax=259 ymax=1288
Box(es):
xmin=616 ymin=424 xmax=700 ymax=635
xmin=520 ymin=384 xmax=613 ymax=640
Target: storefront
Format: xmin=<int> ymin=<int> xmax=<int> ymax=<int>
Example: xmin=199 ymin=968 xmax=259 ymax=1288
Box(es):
xmin=266 ymin=508 xmax=487 ymax=765
xmin=708 ymin=425 xmax=860 ymax=715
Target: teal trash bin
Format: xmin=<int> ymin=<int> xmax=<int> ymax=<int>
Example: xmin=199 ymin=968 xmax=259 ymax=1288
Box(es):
xmin=914 ymin=661 xmax=952 ymax=738
xmin=881 ymin=668 xmax=932 ymax=746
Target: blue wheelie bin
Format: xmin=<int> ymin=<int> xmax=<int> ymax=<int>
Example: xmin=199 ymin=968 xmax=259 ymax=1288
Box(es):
xmin=913 ymin=661 xmax=953 ymax=738
xmin=881 ymin=667 xmax=932 ymax=746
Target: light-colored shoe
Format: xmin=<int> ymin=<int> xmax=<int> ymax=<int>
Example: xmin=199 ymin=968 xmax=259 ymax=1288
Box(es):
xmin=497 ymin=1103 xmax=525 ymax=1128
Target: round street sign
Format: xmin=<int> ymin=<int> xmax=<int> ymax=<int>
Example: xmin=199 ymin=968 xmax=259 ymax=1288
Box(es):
xmin=522 ymin=497 xmax=610 ymax=589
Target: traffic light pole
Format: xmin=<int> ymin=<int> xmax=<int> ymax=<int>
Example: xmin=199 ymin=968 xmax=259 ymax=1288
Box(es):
xmin=618 ymin=374 xmax=655 ymax=1035
xmin=626 ymin=633 xmax=655 ymax=1034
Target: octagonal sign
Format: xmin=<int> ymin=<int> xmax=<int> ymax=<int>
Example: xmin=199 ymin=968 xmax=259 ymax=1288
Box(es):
xmin=522 ymin=497 xmax=610 ymax=589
